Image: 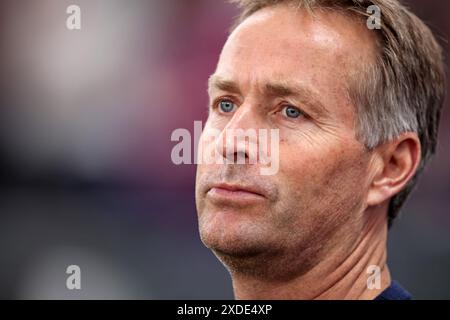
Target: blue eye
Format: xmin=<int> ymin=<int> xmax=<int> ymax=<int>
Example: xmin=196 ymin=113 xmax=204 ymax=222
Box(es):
xmin=282 ymin=105 xmax=302 ymax=118
xmin=219 ymin=100 xmax=235 ymax=113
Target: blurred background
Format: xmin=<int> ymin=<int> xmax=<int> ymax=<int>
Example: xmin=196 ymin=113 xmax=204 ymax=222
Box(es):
xmin=0 ymin=0 xmax=448 ymax=299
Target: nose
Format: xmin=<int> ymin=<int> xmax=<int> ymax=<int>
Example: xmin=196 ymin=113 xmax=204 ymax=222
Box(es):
xmin=215 ymin=104 xmax=262 ymax=164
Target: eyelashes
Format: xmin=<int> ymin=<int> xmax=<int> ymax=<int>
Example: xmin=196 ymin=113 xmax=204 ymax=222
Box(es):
xmin=210 ymin=96 xmax=309 ymax=122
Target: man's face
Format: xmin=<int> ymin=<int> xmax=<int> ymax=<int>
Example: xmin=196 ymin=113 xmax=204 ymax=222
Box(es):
xmin=195 ymin=5 xmax=378 ymax=277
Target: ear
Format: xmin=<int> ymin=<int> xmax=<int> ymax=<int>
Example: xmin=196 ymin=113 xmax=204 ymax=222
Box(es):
xmin=366 ymin=133 xmax=421 ymax=207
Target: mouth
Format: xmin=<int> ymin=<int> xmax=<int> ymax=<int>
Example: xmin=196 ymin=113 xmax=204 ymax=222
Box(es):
xmin=206 ymin=183 xmax=267 ymax=205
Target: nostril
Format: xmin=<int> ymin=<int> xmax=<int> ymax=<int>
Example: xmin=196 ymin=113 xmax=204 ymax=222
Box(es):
xmin=225 ymin=150 xmax=249 ymax=164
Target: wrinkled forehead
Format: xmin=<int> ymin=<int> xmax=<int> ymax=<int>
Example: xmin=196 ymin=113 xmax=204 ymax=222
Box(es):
xmin=212 ymin=4 xmax=378 ymax=125
xmin=216 ymin=4 xmax=377 ymax=97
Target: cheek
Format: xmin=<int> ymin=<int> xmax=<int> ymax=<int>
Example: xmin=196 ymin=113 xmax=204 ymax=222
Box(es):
xmin=277 ymin=140 xmax=369 ymax=216
xmin=197 ymin=125 xmax=219 ymax=166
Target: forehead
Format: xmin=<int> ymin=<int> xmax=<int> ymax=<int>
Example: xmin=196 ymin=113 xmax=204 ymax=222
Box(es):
xmin=214 ymin=4 xmax=377 ymax=119
xmin=219 ymin=5 xmax=376 ymax=78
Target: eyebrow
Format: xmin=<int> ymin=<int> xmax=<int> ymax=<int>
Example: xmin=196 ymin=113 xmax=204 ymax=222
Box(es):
xmin=208 ymin=74 xmax=329 ymax=117
xmin=208 ymin=75 xmax=240 ymax=94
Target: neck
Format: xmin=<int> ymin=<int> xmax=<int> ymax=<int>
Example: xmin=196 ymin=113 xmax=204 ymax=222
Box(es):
xmin=231 ymin=206 xmax=391 ymax=300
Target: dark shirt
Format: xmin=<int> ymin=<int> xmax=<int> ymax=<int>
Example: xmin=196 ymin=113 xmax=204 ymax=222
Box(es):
xmin=374 ymin=280 xmax=412 ymax=300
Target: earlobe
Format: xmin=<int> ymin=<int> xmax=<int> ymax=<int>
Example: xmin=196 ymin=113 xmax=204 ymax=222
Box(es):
xmin=366 ymin=133 xmax=421 ymax=207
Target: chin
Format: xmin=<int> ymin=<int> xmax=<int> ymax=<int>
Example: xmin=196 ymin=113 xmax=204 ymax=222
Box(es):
xmin=206 ymin=237 xmax=267 ymax=258
xmin=204 ymin=235 xmax=288 ymax=280
xmin=200 ymin=219 xmax=267 ymax=255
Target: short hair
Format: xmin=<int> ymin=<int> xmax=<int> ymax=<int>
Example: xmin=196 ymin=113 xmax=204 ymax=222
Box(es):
xmin=229 ymin=0 xmax=446 ymax=226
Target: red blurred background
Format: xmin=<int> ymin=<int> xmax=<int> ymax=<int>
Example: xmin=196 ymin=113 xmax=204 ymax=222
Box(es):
xmin=0 ymin=0 xmax=449 ymax=299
